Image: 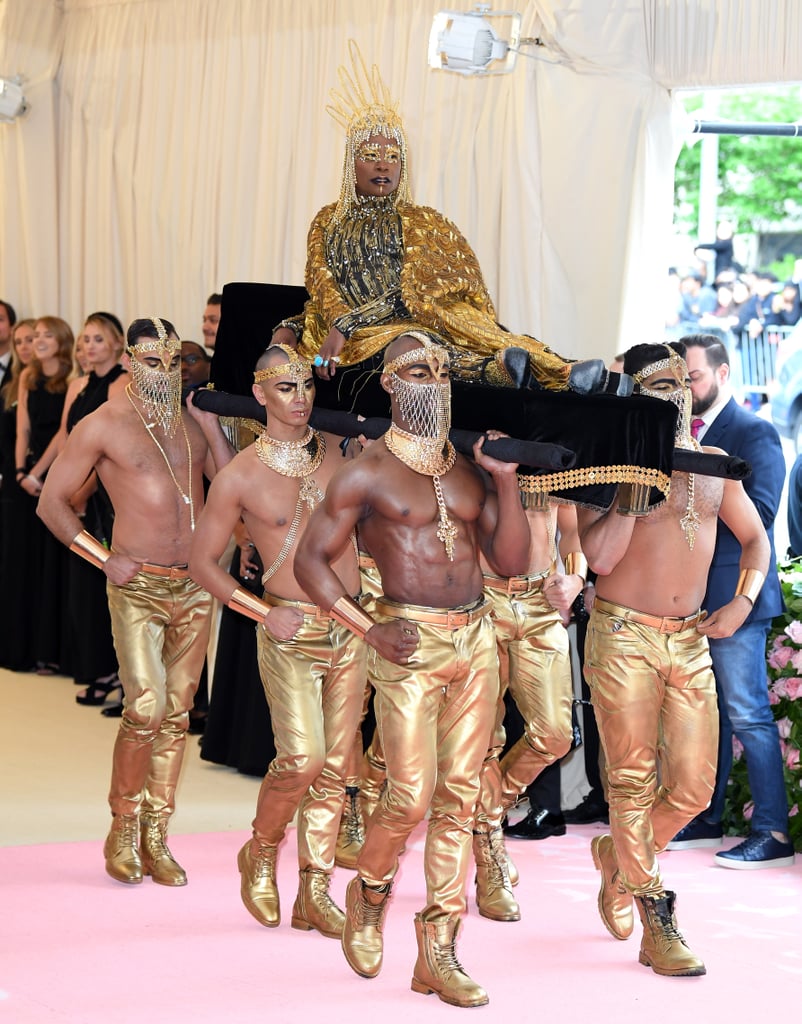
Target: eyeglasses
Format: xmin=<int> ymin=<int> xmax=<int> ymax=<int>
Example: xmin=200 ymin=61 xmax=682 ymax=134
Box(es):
xmin=181 ymin=355 xmax=205 ymax=365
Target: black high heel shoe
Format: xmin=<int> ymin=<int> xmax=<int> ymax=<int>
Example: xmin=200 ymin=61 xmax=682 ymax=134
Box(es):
xmin=76 ymin=675 xmax=121 ymax=706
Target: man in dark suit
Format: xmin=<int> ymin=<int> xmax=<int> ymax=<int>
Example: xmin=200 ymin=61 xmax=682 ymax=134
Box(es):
xmin=0 ymin=299 xmax=16 ymax=398
xmin=667 ymin=334 xmax=794 ymax=869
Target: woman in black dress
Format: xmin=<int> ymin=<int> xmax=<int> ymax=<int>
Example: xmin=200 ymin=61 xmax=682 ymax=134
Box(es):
xmin=62 ymin=312 xmax=128 ymax=705
xmin=14 ymin=316 xmax=74 ymax=674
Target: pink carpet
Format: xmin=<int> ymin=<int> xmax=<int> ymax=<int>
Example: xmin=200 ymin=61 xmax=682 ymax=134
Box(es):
xmin=2 ymin=823 xmax=801 ymax=1022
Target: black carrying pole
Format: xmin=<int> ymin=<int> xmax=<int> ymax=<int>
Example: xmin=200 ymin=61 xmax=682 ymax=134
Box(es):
xmin=191 ymin=388 xmax=750 ymax=480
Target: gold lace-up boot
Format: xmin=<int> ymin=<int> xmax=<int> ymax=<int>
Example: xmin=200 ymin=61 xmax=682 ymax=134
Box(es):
xmin=341 ymin=876 xmax=392 ymax=978
xmin=590 ymin=834 xmax=633 ymax=939
xmin=103 ymin=813 xmax=142 ymax=884
xmin=635 ymin=890 xmax=706 ymax=976
xmin=237 ymin=838 xmax=280 ymax=927
xmin=473 ymin=828 xmax=520 ymax=921
xmin=139 ymin=813 xmax=187 ymax=886
xmin=291 ymin=868 xmax=346 ymax=938
xmin=335 ymin=786 xmax=366 ymax=869
xmin=411 ymin=915 xmax=489 ymax=1007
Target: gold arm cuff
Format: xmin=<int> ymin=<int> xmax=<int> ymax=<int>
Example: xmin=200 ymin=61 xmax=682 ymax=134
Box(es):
xmin=563 ymin=552 xmax=588 ymax=584
xmin=735 ymin=568 xmax=765 ymax=606
xmin=330 ymin=595 xmax=375 ymax=641
xmin=616 ymin=481 xmax=652 ymax=517
xmin=69 ymin=530 xmax=109 ymax=571
xmin=227 ymin=587 xmax=270 ymax=624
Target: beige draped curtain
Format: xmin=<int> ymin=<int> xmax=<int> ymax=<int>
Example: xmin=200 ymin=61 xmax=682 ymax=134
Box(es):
xmin=1 ymin=0 xmax=801 ymax=360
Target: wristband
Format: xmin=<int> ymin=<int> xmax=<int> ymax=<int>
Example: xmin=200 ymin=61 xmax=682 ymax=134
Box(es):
xmin=69 ymin=529 xmax=110 ymax=570
xmin=563 ymin=552 xmax=588 ymax=585
xmin=616 ymin=481 xmax=651 ymax=517
xmin=227 ymin=587 xmax=270 ymax=624
xmin=15 ymin=468 xmax=26 ymax=480
xmin=735 ymin=568 xmax=765 ymax=606
xmin=330 ymin=595 xmax=375 ymax=640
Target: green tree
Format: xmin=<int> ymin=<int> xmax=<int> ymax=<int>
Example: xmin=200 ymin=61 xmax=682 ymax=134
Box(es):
xmin=674 ymin=86 xmax=802 ymax=236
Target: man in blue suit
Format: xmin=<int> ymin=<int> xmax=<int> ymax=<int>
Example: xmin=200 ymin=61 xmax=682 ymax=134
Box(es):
xmin=668 ymin=334 xmax=794 ymax=868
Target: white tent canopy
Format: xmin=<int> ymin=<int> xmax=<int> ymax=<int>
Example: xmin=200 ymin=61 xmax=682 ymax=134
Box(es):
xmin=1 ymin=0 xmax=801 ymax=360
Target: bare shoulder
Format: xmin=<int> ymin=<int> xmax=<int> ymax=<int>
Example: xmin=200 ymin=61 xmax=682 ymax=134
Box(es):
xmin=66 ymin=376 xmax=89 ymax=401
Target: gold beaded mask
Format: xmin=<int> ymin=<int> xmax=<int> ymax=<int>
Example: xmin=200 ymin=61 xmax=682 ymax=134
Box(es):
xmin=384 ymin=332 xmax=451 ymax=442
xmin=126 ymin=318 xmax=182 ymax=435
xmin=633 ymin=346 xmax=694 ymax=447
xmin=254 ymin=344 xmax=313 ymax=399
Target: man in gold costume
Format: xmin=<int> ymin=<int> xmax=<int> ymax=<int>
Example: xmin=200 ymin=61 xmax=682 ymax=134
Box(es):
xmin=38 ymin=318 xmax=232 ymax=887
xmin=188 ymin=345 xmax=367 ymax=939
xmin=472 ymin=503 xmax=586 ymax=921
xmin=295 ymin=330 xmax=530 ymax=1008
xmin=577 ymin=341 xmax=769 ymax=977
xmin=273 ymin=43 xmax=627 ymax=400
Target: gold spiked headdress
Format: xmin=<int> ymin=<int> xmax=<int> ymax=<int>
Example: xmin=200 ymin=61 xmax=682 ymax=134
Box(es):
xmin=327 ymin=40 xmax=412 ymax=223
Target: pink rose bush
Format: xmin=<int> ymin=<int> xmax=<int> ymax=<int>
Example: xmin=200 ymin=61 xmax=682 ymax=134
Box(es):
xmin=723 ymin=558 xmax=802 ymax=851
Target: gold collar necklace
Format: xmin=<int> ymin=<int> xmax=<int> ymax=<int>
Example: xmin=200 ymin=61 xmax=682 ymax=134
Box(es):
xmin=385 ymin=423 xmax=459 ymax=560
xmin=125 ymin=384 xmax=195 ymax=530
xmin=254 ymin=427 xmax=326 ymax=478
xmin=254 ymin=427 xmax=326 ymax=582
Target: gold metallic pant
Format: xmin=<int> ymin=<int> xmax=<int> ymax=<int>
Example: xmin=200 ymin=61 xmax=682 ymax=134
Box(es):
xmin=585 ymin=599 xmax=718 ymax=896
xmin=357 ymin=600 xmax=498 ymax=920
xmin=106 ymin=571 xmax=212 ymax=819
xmin=253 ymin=604 xmax=366 ymax=871
xmin=475 ymin=585 xmax=574 ymax=828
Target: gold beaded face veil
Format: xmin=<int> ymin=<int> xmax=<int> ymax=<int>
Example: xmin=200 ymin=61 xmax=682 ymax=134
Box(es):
xmin=384 ymin=332 xmax=451 ymax=442
xmin=633 ymin=345 xmax=700 ymax=548
xmin=632 ymin=345 xmax=694 ymax=448
xmin=327 ymin=40 xmax=412 ymax=224
xmin=384 ymin=332 xmax=459 ymax=560
xmin=126 ymin=317 xmax=182 ymax=436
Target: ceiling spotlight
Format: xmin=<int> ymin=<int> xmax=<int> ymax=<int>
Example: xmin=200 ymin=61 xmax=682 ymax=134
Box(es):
xmin=428 ymin=5 xmax=522 ymax=76
xmin=0 ymin=76 xmax=29 ymax=123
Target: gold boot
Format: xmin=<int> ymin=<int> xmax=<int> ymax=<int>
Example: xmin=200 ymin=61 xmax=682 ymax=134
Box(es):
xmin=103 ymin=813 xmax=142 ymax=884
xmin=411 ymin=915 xmax=489 ymax=1007
xmin=335 ymin=786 xmax=366 ymax=870
xmin=635 ymin=890 xmax=706 ymax=977
xmin=507 ymin=850 xmax=519 ymax=887
xmin=341 ymin=876 xmax=391 ymax=978
xmin=140 ymin=813 xmax=187 ymax=886
xmin=291 ymin=868 xmax=345 ymax=938
xmin=590 ymin=834 xmax=633 ymax=939
xmin=237 ymin=838 xmax=280 ymax=927
xmin=473 ymin=828 xmax=520 ymax=922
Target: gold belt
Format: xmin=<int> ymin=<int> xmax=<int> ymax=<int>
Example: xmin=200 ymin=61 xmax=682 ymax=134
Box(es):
xmin=358 ymin=554 xmax=378 ymax=570
xmin=262 ymin=592 xmax=330 ymax=621
xmin=483 ymin=570 xmax=549 ymax=595
xmin=594 ymin=597 xmax=706 ymax=634
xmin=139 ymin=562 xmax=191 ymax=580
xmin=375 ymin=597 xmax=490 ymax=629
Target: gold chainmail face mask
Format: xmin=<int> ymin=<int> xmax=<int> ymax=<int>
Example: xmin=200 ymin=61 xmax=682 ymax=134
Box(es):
xmin=633 ymin=346 xmax=700 ymax=548
xmin=384 ymin=334 xmax=451 ymax=442
xmin=384 ymin=333 xmax=459 ymax=559
xmin=126 ymin=318 xmax=182 ymax=436
xmin=632 ymin=346 xmax=695 ymax=449
xmin=327 ymin=40 xmax=412 ymax=224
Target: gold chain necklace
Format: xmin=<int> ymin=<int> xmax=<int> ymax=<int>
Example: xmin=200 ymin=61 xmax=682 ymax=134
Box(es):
xmin=125 ymin=384 xmax=195 ymax=531
xmin=255 ymin=428 xmax=328 ymax=582
xmin=385 ymin=424 xmax=459 ymax=560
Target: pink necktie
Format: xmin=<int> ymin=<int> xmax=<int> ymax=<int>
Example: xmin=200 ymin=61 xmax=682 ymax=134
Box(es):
xmin=691 ymin=418 xmax=704 ymax=439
